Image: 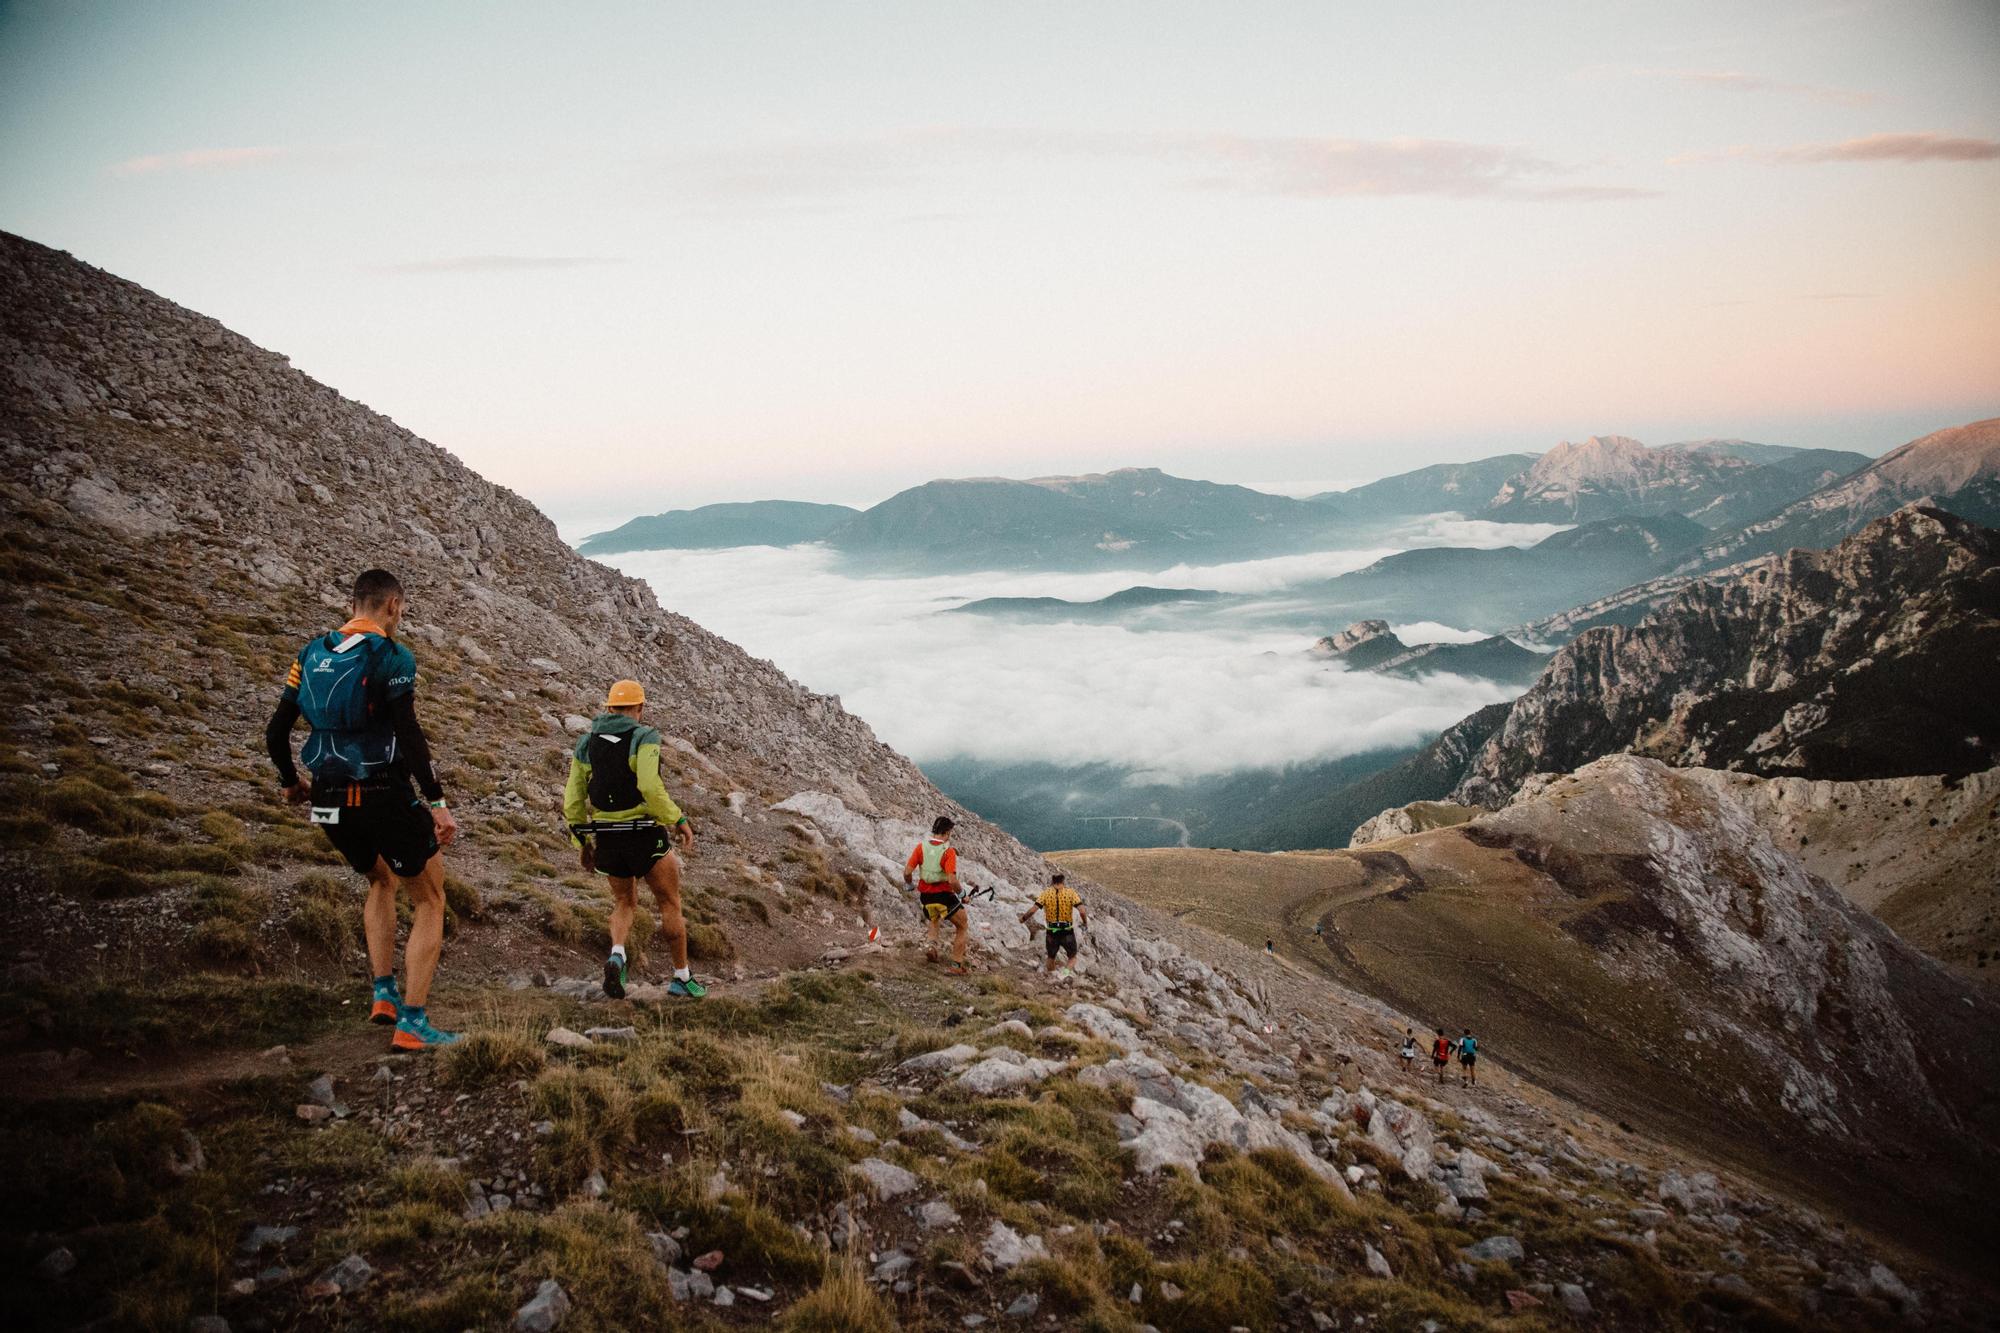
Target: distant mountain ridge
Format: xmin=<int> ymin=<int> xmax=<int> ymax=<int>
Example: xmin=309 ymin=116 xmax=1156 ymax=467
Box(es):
xmin=828 ymin=467 xmax=1351 ymax=572
xmin=577 ymin=436 xmax=1873 ymax=566
xmin=1456 ymin=504 xmax=2000 ymax=807
xmin=1292 ymin=513 xmax=1707 ymax=632
xmin=579 ymin=499 xmax=859 ymax=554
xmin=946 ymin=585 xmax=1224 ymax=624
xmin=1675 ymin=417 xmax=2000 ymax=574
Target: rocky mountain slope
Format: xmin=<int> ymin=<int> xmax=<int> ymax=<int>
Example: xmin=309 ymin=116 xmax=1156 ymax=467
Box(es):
xmin=577 ymin=500 xmax=860 ymax=555
xmin=1334 ymin=757 xmax=2000 ymax=1255
xmin=1455 ymin=504 xmax=2000 ymax=808
xmin=4 ymin=230 xmax=1988 ymax=1331
xmin=1665 ymin=765 xmax=2000 ymax=982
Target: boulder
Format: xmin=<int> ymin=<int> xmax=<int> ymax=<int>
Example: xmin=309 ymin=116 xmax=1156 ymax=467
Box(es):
xmin=982 ymin=1221 xmax=1047 ymax=1270
xmin=1461 ymin=1236 xmax=1524 ymax=1266
xmin=897 ymin=1043 xmax=980 ymax=1073
xmin=514 ymin=1279 xmax=572 ymax=1332
xmin=850 ymin=1157 xmax=919 ymax=1201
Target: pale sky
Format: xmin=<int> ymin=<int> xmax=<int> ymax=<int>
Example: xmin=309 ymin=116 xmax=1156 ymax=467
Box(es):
xmin=3 ymin=0 xmax=1997 ymax=528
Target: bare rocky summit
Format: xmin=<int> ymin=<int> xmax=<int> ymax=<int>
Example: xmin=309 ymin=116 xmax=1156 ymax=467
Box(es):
xmin=1483 ymin=434 xmax=1833 ymax=529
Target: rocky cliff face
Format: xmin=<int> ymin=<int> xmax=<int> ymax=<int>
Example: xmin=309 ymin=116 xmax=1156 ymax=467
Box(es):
xmin=1669 ymin=765 xmax=2000 ymax=981
xmin=1456 ymin=504 xmax=2000 ymax=807
xmin=1307 ymin=619 xmax=1404 ymax=668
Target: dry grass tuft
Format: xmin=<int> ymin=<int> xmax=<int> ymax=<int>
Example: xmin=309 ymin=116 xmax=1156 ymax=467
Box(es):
xmin=781 ymin=1259 xmax=895 ymax=1332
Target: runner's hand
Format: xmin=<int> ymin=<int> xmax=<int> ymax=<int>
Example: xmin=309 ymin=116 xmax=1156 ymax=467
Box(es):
xmin=674 ymin=821 xmax=695 ymax=851
xmin=283 ymin=778 xmax=312 ymax=805
xmin=431 ymin=805 xmax=459 ymax=848
xmin=578 ymin=843 xmax=595 ymax=874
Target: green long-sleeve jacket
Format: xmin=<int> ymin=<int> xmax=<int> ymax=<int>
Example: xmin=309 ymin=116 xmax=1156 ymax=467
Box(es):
xmin=563 ymin=713 xmax=686 ymax=845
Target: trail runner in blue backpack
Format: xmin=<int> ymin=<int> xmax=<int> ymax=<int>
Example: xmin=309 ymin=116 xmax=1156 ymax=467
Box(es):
xmin=264 ymin=569 xmax=460 ymax=1051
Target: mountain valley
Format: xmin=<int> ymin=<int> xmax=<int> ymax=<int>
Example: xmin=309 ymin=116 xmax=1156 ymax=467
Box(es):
xmin=4 ymin=231 xmax=1998 ymax=1333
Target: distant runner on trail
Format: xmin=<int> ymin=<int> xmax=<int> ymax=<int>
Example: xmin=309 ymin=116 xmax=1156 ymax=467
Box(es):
xmin=264 ymin=568 xmax=460 ymax=1051
xmin=1019 ymin=872 xmax=1087 ymax=981
xmin=1431 ymin=1028 xmax=1452 ymax=1084
xmin=1458 ymin=1028 xmax=1479 ymax=1085
xmin=1400 ymin=1029 xmax=1419 ymax=1076
xmin=564 ymin=680 xmax=703 ymax=1001
xmin=905 ymin=816 xmax=971 ymax=974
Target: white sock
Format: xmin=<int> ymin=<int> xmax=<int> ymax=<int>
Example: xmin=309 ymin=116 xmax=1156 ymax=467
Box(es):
xmin=611 ymin=945 xmax=627 ymax=962
xmin=674 ymin=966 xmax=691 ymax=981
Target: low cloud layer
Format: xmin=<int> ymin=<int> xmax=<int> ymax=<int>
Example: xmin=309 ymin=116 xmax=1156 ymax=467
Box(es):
xmin=607 ymin=537 xmax=1526 ymax=778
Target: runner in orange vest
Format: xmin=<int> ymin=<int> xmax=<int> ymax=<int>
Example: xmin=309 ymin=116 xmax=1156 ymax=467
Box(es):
xmin=904 ymin=816 xmax=971 ymax=974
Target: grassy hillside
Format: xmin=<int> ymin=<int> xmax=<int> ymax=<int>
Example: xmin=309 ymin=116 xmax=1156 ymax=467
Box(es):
xmin=1062 ymin=762 xmax=2000 ymax=1280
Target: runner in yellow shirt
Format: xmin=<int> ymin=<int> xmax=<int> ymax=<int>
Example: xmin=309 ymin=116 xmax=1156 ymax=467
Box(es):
xmin=1019 ymin=873 xmax=1087 ymax=980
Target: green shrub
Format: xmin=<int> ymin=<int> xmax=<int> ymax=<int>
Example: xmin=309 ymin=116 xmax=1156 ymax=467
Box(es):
xmin=191 ymin=919 xmax=256 ymax=964
xmin=0 ymin=813 xmax=56 ymax=847
xmin=443 ymin=873 xmax=483 ymax=920
xmin=377 ymin=1274 xmax=511 ymax=1332
xmin=686 ymin=919 xmax=735 ymax=962
xmin=781 ymin=1263 xmax=893 ymax=1332
xmin=440 ymin=1029 xmax=547 ymax=1088
xmin=43 ymin=777 xmax=147 ymax=833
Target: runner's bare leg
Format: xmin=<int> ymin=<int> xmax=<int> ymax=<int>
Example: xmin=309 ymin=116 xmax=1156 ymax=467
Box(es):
xmin=362 ymin=858 xmax=397 ymax=980
xmin=400 ymin=852 xmax=447 ymax=1007
xmin=643 ymin=852 xmax=690 ymax=972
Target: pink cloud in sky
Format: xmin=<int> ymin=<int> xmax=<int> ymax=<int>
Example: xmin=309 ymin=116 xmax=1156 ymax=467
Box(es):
xmin=1673 ymin=131 xmax=2000 ymax=166
xmin=108 ymin=145 xmax=288 ymax=176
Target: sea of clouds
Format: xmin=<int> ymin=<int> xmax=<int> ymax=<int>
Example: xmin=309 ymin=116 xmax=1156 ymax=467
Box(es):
xmin=602 ymin=517 xmax=1556 ymax=778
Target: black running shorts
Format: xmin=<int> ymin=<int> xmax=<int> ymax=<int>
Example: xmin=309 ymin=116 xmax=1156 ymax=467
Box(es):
xmin=312 ymin=786 xmax=438 ymax=878
xmin=920 ymin=889 xmax=963 ymax=922
xmin=1044 ymin=927 xmax=1078 ymax=959
xmin=595 ymin=826 xmax=670 ymax=878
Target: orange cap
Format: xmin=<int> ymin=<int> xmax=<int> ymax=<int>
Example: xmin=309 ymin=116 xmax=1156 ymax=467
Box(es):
xmin=606 ymin=679 xmax=645 ymax=707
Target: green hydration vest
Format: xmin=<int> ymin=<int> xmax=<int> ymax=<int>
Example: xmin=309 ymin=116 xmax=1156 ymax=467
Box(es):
xmin=918 ymin=837 xmax=952 ymax=884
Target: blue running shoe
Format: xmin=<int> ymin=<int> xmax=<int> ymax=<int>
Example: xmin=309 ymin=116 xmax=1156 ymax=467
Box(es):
xmin=603 ymin=954 xmax=628 ymax=1000
xmin=391 ymin=1009 xmax=460 ymax=1051
xmin=667 ymin=976 xmax=707 ymax=999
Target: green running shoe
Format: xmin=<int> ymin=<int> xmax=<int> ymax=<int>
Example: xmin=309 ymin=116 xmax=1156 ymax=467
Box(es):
xmin=603 ymin=954 xmax=628 ymax=1000
xmin=667 ymin=976 xmax=706 ymax=999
